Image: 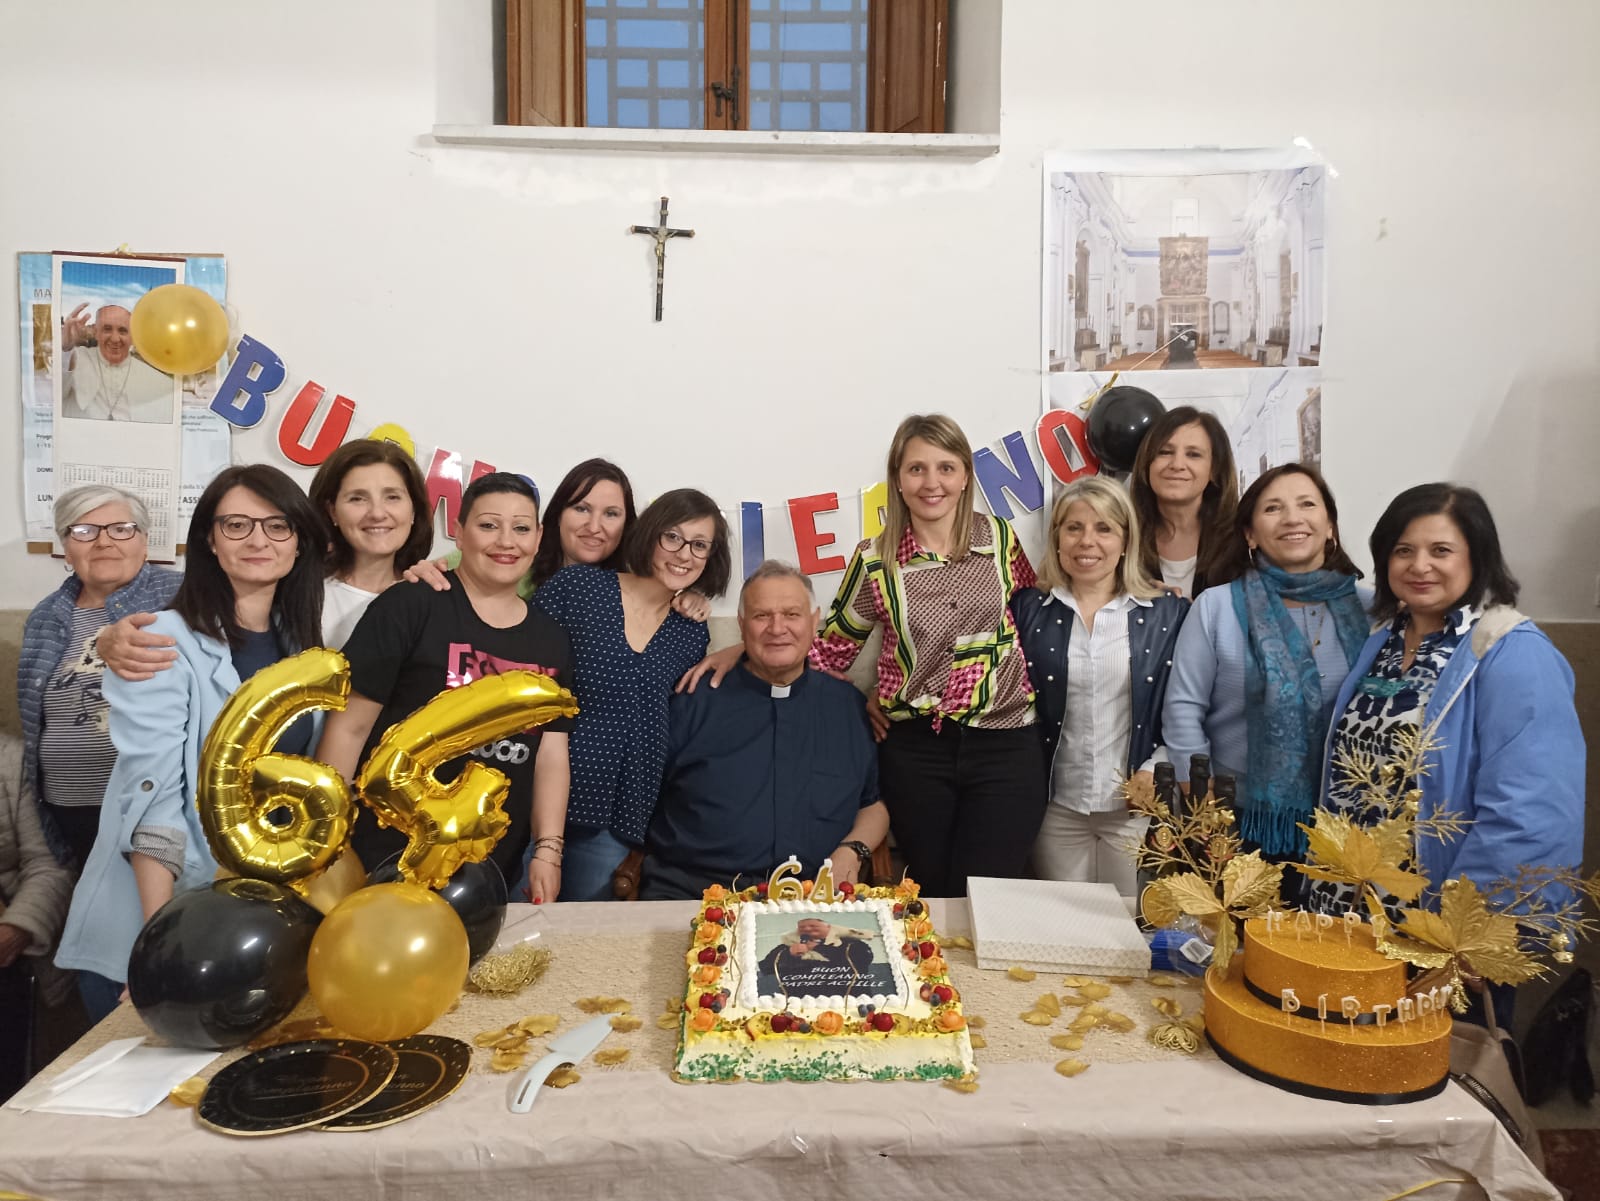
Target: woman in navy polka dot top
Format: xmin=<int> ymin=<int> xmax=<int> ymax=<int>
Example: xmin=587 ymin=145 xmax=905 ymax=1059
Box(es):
xmin=531 ymin=489 xmax=731 ymax=900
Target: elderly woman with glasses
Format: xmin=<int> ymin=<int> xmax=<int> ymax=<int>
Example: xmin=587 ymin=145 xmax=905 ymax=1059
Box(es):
xmin=528 ymin=489 xmax=731 ymax=901
xmin=55 ymin=466 xmax=328 ymax=1020
xmin=18 ymin=487 xmax=179 ymax=873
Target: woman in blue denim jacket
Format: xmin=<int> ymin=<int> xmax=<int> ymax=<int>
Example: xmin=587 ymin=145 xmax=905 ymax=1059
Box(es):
xmin=1013 ymin=477 xmax=1188 ymax=896
xmin=55 ymin=466 xmax=328 ymax=1020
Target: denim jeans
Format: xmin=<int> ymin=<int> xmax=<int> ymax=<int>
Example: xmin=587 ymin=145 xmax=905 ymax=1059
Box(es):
xmin=523 ymin=826 xmax=630 ymax=902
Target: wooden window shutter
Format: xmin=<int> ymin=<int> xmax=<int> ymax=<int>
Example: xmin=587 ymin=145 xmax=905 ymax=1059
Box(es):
xmin=867 ymin=0 xmax=948 ymax=134
xmin=506 ymin=0 xmax=586 ymax=127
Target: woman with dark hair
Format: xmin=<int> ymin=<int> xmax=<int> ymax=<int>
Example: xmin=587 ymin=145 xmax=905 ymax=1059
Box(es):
xmin=1313 ymin=485 xmax=1583 ymax=945
xmin=308 ymin=438 xmax=434 ymax=646
xmin=529 ymin=488 xmax=730 ymax=900
xmin=1127 ymin=406 xmax=1241 ymax=597
xmin=55 ymin=465 xmax=329 ymax=1019
xmin=527 ymin=458 xmax=636 ymax=591
xmin=316 ymin=473 xmax=575 ymax=902
xmin=1163 ymin=464 xmax=1369 ymax=858
xmin=97 ymin=439 xmax=436 ymax=676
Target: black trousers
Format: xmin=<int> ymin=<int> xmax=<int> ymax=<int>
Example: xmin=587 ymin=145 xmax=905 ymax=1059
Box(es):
xmin=878 ymin=718 xmax=1046 ymax=898
xmin=0 ymin=960 xmax=34 ymax=1103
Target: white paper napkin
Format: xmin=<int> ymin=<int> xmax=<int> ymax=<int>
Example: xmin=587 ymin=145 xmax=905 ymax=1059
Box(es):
xmin=7 ymin=1037 xmax=219 ymax=1117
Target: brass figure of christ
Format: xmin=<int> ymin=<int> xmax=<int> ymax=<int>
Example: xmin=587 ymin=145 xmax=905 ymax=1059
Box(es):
xmin=628 ymin=196 xmax=695 ymax=322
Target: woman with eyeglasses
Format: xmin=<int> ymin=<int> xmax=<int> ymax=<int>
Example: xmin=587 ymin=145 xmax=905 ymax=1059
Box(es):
xmin=18 ymin=487 xmax=180 ymax=874
xmin=528 ymin=489 xmax=731 ymax=901
xmin=55 ymin=466 xmax=328 ymax=1020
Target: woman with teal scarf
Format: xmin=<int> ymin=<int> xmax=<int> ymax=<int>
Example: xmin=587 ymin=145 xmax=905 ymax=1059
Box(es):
xmin=1162 ymin=464 xmax=1369 ymax=857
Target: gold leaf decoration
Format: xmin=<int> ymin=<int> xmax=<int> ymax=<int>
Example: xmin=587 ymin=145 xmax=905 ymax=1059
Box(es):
xmin=490 ymin=1050 xmax=530 ymax=1072
xmin=1149 ymin=1022 xmax=1201 ymax=1054
xmin=1049 ymin=1033 xmax=1085 ymax=1051
xmin=1150 ymin=997 xmax=1183 ymax=1018
xmin=609 ymin=1015 xmax=644 ymax=1033
xmin=593 ymin=1048 xmax=631 ymax=1066
xmin=1378 ymin=877 xmax=1543 ymax=1004
xmin=966 ymin=1015 xmax=987 ymax=1029
xmin=1298 ymin=814 xmax=1427 ymax=904
xmin=1160 ymin=873 xmax=1225 ymax=919
xmin=517 ymin=1014 xmax=562 ymax=1036
xmin=943 ymin=935 xmax=975 ymax=950
xmin=545 ymin=1068 xmax=581 ymax=1088
xmin=468 ymin=944 xmax=552 ymax=995
xmin=1148 ymin=974 xmax=1178 ymax=988
xmin=1220 ymin=852 xmax=1286 ymax=914
xmin=1035 ymin=993 xmax=1062 ymax=1017
xmin=1068 ymin=1012 xmax=1099 ymax=1032
xmin=1075 ymin=982 xmax=1112 ymax=1001
xmin=969 ymin=1033 xmax=988 ymax=1049
xmin=943 ymin=1077 xmax=980 ymax=1094
xmin=1054 ymin=1058 xmax=1090 ymax=1077
xmin=656 ymin=1012 xmax=682 ymax=1031
xmin=1020 ymin=1010 xmax=1055 ymax=1026
xmin=168 ymin=1077 xmax=207 ymax=1108
xmin=575 ymin=996 xmax=633 ymax=1014
xmin=1212 ymin=915 xmax=1238 ymax=969
xmin=1060 ymin=975 xmax=1094 ymax=989
xmin=1101 ymin=1012 xmax=1136 ymax=1033
xmin=1007 ymin=966 xmax=1037 ymax=982
xmin=1107 ymin=976 xmax=1135 ymax=985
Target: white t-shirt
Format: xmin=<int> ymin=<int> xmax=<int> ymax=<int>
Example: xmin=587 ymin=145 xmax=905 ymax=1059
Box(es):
xmin=1160 ymin=554 xmax=1197 ymax=600
xmin=322 ymin=577 xmax=381 ymax=648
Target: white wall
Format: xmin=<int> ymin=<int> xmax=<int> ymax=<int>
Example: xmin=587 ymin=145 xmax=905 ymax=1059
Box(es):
xmin=2 ymin=0 xmax=1597 ymax=619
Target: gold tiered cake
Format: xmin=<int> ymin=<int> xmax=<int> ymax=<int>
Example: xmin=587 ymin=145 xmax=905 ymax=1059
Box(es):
xmin=1203 ymin=914 xmax=1452 ymax=1103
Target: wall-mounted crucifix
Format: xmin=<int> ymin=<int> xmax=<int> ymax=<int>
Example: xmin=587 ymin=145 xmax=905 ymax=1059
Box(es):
xmin=628 ymin=196 xmax=694 ymax=322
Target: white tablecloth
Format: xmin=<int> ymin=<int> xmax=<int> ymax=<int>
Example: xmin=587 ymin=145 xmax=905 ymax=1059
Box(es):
xmin=0 ymin=900 xmax=1556 ymax=1201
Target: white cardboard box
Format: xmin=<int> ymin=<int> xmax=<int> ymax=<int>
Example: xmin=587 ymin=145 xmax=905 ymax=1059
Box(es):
xmin=966 ymin=877 xmax=1151 ymax=976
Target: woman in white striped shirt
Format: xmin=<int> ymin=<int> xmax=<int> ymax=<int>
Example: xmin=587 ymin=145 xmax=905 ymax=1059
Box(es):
xmin=1013 ymin=477 xmax=1188 ymax=896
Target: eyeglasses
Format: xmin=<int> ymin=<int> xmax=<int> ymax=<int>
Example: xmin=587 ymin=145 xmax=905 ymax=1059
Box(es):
xmin=658 ymin=529 xmax=713 ymax=560
xmin=214 ymin=514 xmax=296 ymax=542
xmin=63 ymin=521 xmax=142 ymax=543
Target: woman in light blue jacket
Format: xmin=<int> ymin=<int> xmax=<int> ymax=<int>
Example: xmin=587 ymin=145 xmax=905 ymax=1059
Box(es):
xmin=55 ymin=465 xmax=328 ymax=1020
xmin=1316 ymin=486 xmax=1583 ymax=917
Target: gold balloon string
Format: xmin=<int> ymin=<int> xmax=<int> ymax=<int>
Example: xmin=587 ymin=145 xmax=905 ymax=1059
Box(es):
xmin=1378 ymin=1180 xmax=1473 ymax=1201
xmin=1077 ymin=371 xmax=1120 ymax=415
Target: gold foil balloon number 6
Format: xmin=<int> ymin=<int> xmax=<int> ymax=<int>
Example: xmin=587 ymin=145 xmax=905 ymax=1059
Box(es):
xmin=356 ymin=670 xmax=579 ymax=889
xmin=198 ymin=648 xmax=355 ymax=886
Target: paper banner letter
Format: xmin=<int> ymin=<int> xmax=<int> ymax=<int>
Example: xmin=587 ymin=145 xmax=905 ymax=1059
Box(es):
xmin=277 ymin=382 xmax=357 ymax=467
xmin=1036 ymin=409 xmax=1100 ymax=484
xmin=426 ymin=448 xmax=497 ymax=539
xmin=973 ymin=431 xmax=1045 ymax=521
xmin=860 ymin=481 xmax=888 ymax=545
xmin=788 ymin=493 xmax=846 ymax=575
xmin=366 ymin=422 xmax=416 ymax=457
xmin=210 ymin=335 xmax=286 ymax=428
xmin=740 ymin=501 xmax=765 ymax=581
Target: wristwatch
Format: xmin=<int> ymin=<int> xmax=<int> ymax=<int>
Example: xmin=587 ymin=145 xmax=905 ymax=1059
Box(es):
xmin=839 ymin=840 xmax=876 ymax=886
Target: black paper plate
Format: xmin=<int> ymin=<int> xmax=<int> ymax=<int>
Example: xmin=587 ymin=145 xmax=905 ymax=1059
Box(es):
xmin=321 ymin=1035 xmax=472 ymax=1131
xmin=198 ymin=1039 xmax=398 ymax=1136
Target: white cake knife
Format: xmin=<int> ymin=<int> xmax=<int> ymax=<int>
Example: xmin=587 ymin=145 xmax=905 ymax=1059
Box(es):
xmin=506 ymin=1014 xmax=614 ymax=1113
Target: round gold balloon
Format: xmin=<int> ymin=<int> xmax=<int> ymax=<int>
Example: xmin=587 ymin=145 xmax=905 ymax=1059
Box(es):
xmin=356 ymin=671 xmax=578 ymax=889
xmin=293 ymin=845 xmax=366 ymax=915
xmin=129 ymin=283 xmax=229 ymax=376
xmin=197 ymin=647 xmax=354 ymax=886
xmin=307 ymin=883 xmax=469 ymax=1042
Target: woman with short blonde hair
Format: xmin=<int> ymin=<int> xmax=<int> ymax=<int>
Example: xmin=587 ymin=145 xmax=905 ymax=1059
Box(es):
xmin=1015 ymin=478 xmax=1189 ymax=895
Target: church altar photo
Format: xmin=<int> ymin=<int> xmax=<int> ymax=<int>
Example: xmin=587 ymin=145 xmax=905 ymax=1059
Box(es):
xmin=1 ymin=2 xmax=1599 ymax=1200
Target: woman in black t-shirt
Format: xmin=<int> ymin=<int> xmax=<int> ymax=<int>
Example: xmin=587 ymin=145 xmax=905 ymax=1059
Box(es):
xmin=316 ymin=474 xmax=575 ymax=901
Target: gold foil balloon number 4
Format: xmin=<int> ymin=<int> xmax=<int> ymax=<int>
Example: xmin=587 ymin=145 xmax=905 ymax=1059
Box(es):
xmin=198 ymin=648 xmax=355 ymax=887
xmin=357 ymin=670 xmax=579 ymax=889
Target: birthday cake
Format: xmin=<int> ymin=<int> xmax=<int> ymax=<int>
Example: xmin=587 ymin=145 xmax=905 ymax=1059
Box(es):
xmin=672 ymin=867 xmax=975 ymax=1084
xmin=1203 ymin=913 xmax=1452 ymax=1103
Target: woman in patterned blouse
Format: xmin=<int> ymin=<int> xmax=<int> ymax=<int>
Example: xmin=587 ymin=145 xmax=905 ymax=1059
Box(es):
xmin=1314 ymin=486 xmax=1583 ymax=996
xmin=811 ymin=414 xmax=1043 ymax=897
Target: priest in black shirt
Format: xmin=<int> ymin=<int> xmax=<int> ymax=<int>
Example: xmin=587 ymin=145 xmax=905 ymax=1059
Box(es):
xmin=641 ymin=561 xmax=887 ymax=900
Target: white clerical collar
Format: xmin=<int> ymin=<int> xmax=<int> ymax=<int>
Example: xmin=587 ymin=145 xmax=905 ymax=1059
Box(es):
xmin=770 ymin=683 xmax=791 ymax=698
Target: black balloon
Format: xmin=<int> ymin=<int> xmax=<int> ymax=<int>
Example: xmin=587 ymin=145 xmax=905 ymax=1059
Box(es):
xmin=368 ymin=854 xmax=507 ymax=964
xmin=1086 ymin=385 xmax=1166 ymax=472
xmin=128 ymin=878 xmax=321 ymax=1050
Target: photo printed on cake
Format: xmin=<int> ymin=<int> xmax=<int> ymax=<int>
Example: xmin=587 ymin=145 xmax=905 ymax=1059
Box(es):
xmin=751 ymin=911 xmax=897 ymax=999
